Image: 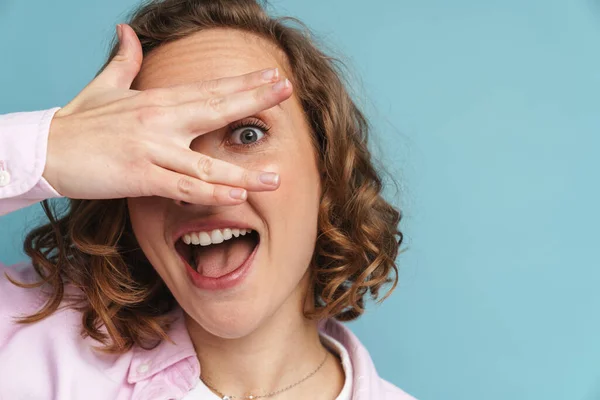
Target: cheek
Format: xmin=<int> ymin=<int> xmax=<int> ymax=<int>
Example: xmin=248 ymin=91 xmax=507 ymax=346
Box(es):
xmin=128 ymin=198 xmax=149 ymax=234
xmin=129 ymin=198 xmax=159 ymax=227
xmin=126 ymin=198 xmax=169 ymax=262
xmin=256 ymin=144 xmax=320 ymax=216
xmin=254 ymin=148 xmax=321 ymax=277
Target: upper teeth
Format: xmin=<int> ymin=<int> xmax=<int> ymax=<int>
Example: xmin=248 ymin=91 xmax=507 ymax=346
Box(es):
xmin=182 ymin=228 xmax=252 ymax=246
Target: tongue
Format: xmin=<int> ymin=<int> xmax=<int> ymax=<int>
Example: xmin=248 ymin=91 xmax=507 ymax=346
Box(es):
xmin=193 ymin=236 xmax=255 ymax=278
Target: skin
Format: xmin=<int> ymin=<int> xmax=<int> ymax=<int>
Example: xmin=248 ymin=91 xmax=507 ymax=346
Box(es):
xmin=127 ymin=29 xmax=345 ymax=399
xmin=45 ymin=23 xmax=292 ymax=207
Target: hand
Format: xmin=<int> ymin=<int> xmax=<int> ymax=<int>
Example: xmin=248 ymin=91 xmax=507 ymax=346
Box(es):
xmin=43 ymin=24 xmax=292 ymax=205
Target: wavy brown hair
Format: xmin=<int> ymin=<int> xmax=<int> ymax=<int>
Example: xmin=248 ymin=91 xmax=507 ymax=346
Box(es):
xmin=11 ymin=0 xmax=404 ymax=353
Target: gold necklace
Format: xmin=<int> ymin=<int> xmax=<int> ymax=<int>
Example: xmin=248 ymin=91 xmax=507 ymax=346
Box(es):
xmin=200 ymin=351 xmax=329 ymax=400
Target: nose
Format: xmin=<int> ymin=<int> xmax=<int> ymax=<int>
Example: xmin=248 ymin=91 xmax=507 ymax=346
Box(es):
xmin=171 ymin=198 xmax=235 ymax=213
xmin=172 ymin=199 xmax=215 ymax=210
xmin=172 ymin=199 xmax=217 ymax=210
xmin=173 ymin=199 xmax=191 ymax=207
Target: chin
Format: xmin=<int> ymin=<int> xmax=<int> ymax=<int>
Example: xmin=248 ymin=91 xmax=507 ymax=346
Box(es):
xmin=170 ymin=237 xmax=314 ymax=340
xmin=182 ymin=288 xmax=273 ymax=339
xmin=190 ymin=306 xmax=265 ymax=339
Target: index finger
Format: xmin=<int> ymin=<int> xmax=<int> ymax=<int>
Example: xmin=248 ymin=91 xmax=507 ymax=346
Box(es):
xmin=175 ymin=78 xmax=293 ymax=134
xmin=153 ymin=149 xmax=281 ymax=192
xmin=146 ymin=68 xmax=281 ymax=106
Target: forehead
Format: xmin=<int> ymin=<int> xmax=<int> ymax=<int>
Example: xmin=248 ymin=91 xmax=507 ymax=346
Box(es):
xmin=134 ymin=28 xmax=290 ymax=89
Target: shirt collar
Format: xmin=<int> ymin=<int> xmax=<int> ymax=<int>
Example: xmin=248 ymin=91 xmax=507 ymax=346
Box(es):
xmin=125 ymin=311 xmax=385 ymax=398
xmin=320 ymin=319 xmax=384 ymax=399
xmin=127 ymin=307 xmax=198 ymax=384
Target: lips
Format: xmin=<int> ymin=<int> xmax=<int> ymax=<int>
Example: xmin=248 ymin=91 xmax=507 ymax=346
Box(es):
xmin=173 ymin=222 xmax=260 ymax=290
xmin=175 ymin=231 xmax=259 ymax=274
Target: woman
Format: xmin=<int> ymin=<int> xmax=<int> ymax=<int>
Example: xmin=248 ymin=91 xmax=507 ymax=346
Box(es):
xmin=0 ymin=0 xmax=414 ymax=399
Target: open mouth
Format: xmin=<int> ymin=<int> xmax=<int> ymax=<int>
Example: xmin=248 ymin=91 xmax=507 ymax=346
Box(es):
xmin=175 ymin=228 xmax=260 ymax=279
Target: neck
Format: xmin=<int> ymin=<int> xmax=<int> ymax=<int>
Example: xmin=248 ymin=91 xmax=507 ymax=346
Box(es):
xmin=185 ymin=283 xmax=340 ymax=399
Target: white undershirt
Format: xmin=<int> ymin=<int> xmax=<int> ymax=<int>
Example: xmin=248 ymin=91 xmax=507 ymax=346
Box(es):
xmin=182 ymin=332 xmax=353 ymax=400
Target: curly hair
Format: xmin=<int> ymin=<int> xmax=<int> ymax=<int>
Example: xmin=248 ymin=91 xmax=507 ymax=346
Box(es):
xmin=11 ymin=0 xmax=404 ymax=353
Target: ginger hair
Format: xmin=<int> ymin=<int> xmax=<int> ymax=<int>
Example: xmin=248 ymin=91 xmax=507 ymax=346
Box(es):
xmin=11 ymin=0 xmax=404 ymax=353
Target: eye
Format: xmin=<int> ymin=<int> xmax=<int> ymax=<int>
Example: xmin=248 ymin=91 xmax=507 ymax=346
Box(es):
xmin=228 ymin=118 xmax=270 ymax=147
xmin=231 ymin=126 xmax=265 ymax=145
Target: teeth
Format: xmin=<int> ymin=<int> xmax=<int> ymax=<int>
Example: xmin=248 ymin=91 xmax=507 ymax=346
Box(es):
xmin=199 ymin=232 xmax=211 ymax=246
xmin=210 ymin=229 xmax=224 ymax=244
xmin=181 ymin=228 xmax=253 ymax=246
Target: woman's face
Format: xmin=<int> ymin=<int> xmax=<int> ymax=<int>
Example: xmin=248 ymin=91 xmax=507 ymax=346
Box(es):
xmin=127 ymin=29 xmax=321 ymax=339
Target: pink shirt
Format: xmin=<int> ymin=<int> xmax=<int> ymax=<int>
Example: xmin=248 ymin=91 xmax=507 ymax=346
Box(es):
xmin=0 ymin=109 xmax=415 ymax=400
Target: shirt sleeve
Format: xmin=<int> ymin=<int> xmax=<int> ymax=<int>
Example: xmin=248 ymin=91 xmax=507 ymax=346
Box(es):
xmin=0 ymin=108 xmax=64 ymax=215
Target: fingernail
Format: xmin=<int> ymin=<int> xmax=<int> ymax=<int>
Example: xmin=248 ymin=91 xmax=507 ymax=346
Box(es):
xmin=116 ymin=24 xmax=123 ymax=42
xmin=229 ymin=188 xmax=247 ymax=200
xmin=272 ymin=79 xmax=290 ymax=92
xmin=259 ymin=172 xmax=280 ymax=186
xmin=261 ymin=68 xmax=279 ymax=82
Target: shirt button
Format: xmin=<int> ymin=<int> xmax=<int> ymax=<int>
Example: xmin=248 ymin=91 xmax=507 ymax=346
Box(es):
xmin=137 ymin=363 xmax=150 ymax=374
xmin=0 ymin=170 xmax=10 ymax=187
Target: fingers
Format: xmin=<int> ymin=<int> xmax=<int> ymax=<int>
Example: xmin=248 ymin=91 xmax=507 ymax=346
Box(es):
xmin=94 ymin=24 xmax=143 ymax=89
xmin=146 ymin=68 xmax=281 ymax=106
xmin=152 ymin=148 xmax=280 ymax=192
xmin=175 ymin=78 xmax=293 ymax=133
xmin=146 ymin=166 xmax=250 ymax=206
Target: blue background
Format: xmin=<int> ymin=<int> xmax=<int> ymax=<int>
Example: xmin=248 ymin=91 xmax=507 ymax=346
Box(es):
xmin=1 ymin=1 xmax=599 ymax=399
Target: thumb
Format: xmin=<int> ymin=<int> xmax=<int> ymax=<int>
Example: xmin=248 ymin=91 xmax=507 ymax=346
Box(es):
xmin=94 ymin=24 xmax=143 ymax=89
